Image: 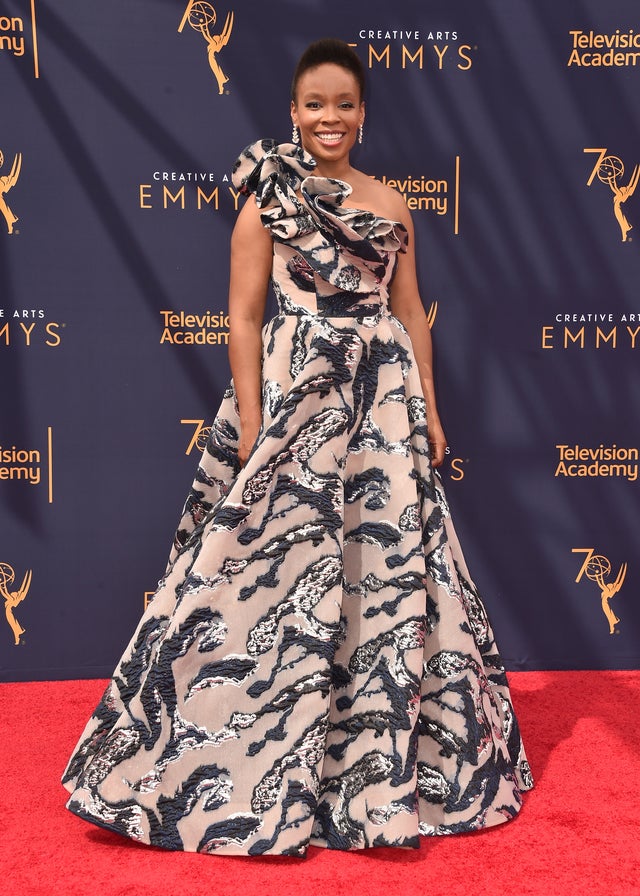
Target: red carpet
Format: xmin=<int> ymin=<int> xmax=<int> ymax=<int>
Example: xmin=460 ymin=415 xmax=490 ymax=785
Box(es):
xmin=1 ymin=671 xmax=639 ymax=896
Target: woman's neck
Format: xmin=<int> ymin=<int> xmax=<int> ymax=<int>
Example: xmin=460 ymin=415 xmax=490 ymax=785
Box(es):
xmin=308 ymin=155 xmax=354 ymax=182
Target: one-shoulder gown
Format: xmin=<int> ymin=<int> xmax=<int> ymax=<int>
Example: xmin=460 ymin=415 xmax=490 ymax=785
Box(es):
xmin=62 ymin=140 xmax=533 ymax=856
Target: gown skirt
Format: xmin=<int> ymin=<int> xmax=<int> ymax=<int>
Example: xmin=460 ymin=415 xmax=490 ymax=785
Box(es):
xmin=62 ymin=139 xmax=533 ymax=856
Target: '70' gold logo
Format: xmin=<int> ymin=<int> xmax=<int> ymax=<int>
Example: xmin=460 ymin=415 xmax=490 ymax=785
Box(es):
xmin=573 ymin=547 xmax=627 ymax=635
xmin=585 ymin=147 xmax=639 ymax=243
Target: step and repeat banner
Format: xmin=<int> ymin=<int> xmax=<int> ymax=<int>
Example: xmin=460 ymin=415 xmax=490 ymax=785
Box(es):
xmin=1 ymin=0 xmax=638 ymax=680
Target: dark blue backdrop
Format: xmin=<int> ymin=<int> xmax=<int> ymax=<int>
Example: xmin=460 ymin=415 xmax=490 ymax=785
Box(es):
xmin=1 ymin=0 xmax=639 ymax=680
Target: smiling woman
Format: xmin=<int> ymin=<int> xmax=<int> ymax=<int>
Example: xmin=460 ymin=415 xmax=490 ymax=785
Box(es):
xmin=291 ymin=41 xmax=365 ymax=170
xmin=62 ymin=37 xmax=532 ymax=858
xmin=292 ymin=65 xmax=363 ymax=159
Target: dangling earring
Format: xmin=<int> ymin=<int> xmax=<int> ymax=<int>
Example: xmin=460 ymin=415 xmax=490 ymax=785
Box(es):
xmin=292 ymin=124 xmax=299 ymax=144
xmin=358 ymin=124 xmax=364 ymax=144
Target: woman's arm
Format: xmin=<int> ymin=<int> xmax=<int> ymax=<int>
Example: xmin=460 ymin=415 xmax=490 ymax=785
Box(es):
xmin=388 ymin=201 xmax=447 ymax=467
xmin=227 ymin=196 xmax=273 ymax=465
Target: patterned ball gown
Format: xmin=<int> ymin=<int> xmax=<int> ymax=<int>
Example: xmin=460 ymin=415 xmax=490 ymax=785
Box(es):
xmin=62 ymin=139 xmax=533 ymax=856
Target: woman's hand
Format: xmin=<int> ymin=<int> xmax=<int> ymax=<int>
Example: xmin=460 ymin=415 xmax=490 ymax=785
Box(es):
xmin=237 ymin=417 xmax=262 ymax=467
xmin=428 ymin=416 xmax=447 ymax=468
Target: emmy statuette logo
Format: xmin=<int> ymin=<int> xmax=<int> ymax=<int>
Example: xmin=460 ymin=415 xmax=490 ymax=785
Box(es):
xmin=1 ymin=562 xmax=31 ymax=645
xmin=585 ymin=148 xmax=639 ymax=242
xmin=0 ymin=149 xmax=22 ymax=234
xmin=572 ymin=548 xmax=627 ymax=635
xmin=179 ymin=2 xmax=234 ymax=95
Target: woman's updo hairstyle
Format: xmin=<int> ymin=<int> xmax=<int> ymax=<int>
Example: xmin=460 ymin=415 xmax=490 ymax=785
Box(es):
xmin=291 ymin=38 xmax=366 ymax=102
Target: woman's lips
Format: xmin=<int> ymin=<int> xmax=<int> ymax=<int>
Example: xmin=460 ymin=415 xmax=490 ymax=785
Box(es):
xmin=315 ymin=132 xmax=345 ymax=145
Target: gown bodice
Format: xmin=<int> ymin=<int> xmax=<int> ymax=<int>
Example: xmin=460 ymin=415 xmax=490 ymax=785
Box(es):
xmin=232 ymin=139 xmax=408 ymax=319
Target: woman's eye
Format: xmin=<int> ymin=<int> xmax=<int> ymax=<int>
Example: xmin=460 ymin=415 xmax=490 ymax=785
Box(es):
xmin=305 ymin=102 xmax=321 ymax=109
xmin=339 ymin=102 xmax=355 ymax=109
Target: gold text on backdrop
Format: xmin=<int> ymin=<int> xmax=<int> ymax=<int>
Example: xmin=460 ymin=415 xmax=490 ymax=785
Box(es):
xmin=159 ymin=310 xmax=230 ymax=345
xmin=0 ymin=428 xmax=54 ymax=501
xmin=0 ymin=3 xmax=39 ymax=77
xmin=568 ymin=30 xmax=640 ymax=67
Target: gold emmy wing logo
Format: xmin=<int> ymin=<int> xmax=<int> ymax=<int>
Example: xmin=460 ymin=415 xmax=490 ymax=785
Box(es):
xmin=0 ymin=562 xmax=31 ymax=645
xmin=0 ymin=148 xmax=22 ymax=234
xmin=179 ymin=1 xmax=234 ymax=95
xmin=585 ymin=148 xmax=639 ymax=242
xmin=572 ymin=548 xmax=627 ymax=635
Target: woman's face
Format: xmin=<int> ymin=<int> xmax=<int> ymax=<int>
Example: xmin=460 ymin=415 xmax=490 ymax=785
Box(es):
xmin=291 ymin=63 xmax=364 ymax=162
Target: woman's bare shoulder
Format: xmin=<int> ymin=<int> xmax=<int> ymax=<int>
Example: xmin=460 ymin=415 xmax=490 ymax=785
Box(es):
xmin=351 ymin=170 xmax=410 ymax=223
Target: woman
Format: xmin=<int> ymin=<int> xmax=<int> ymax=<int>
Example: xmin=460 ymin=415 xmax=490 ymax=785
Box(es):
xmin=62 ymin=38 xmax=532 ymax=856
